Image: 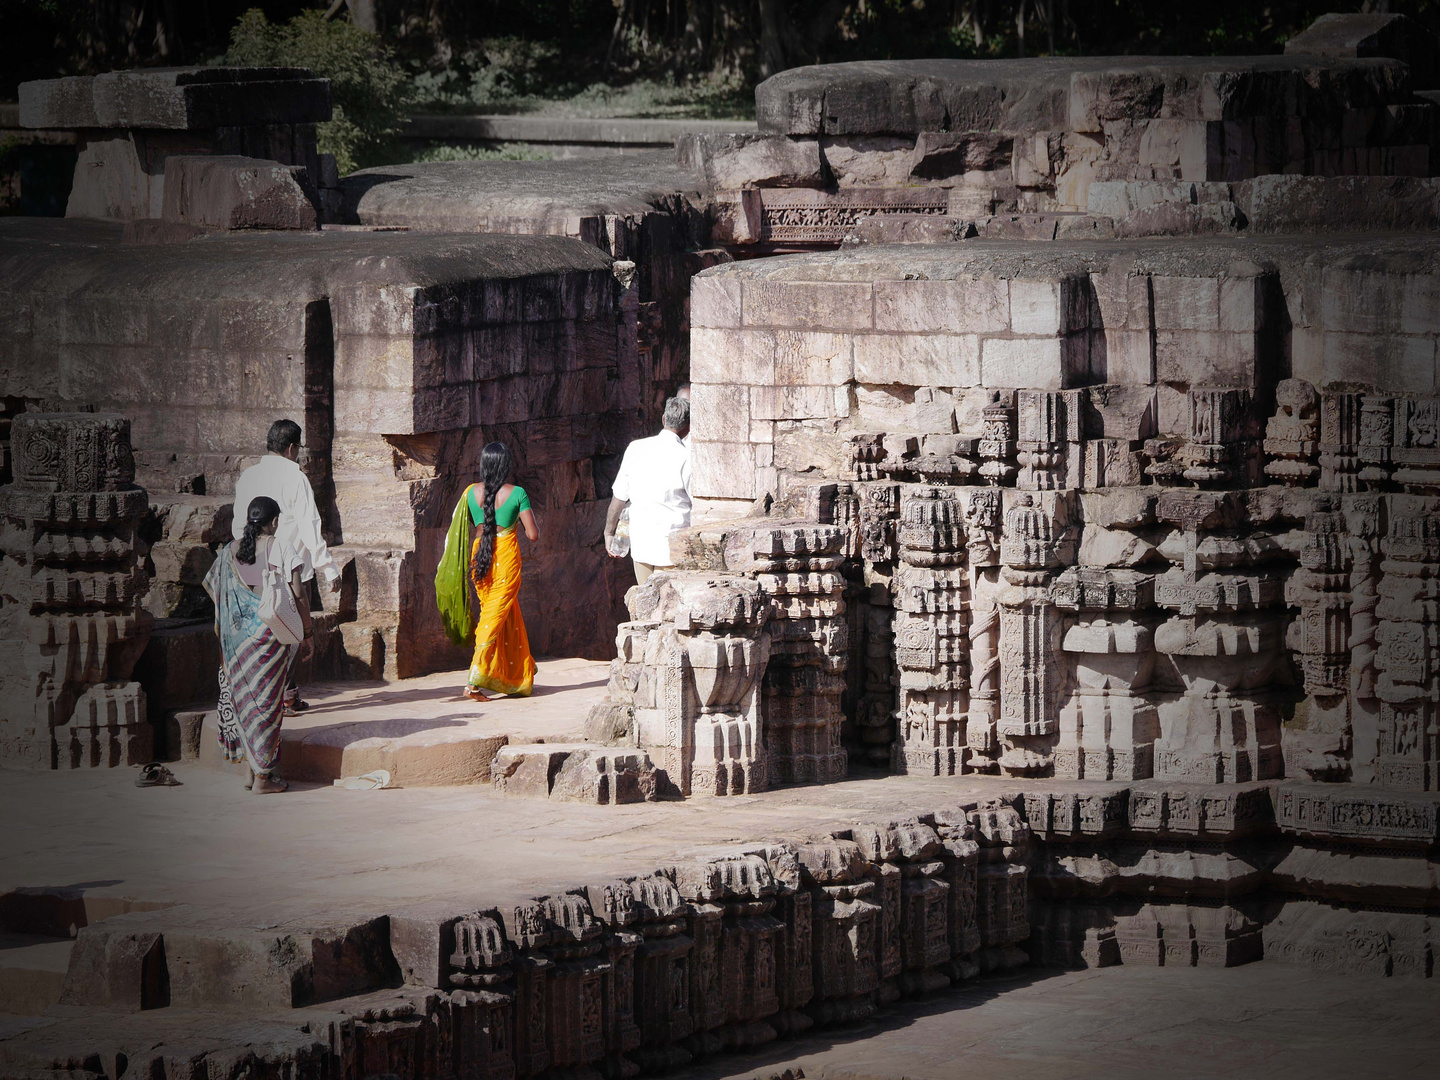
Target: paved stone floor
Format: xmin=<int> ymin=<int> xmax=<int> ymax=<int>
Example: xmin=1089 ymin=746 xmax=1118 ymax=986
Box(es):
xmin=689 ymin=964 xmax=1439 ymax=1080
xmin=216 ymin=656 xmax=608 ymax=785
xmin=0 ymin=672 xmax=1036 ymax=928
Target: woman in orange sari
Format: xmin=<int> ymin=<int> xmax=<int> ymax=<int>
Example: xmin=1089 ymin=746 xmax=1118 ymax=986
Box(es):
xmin=434 ymin=442 xmax=539 ymax=699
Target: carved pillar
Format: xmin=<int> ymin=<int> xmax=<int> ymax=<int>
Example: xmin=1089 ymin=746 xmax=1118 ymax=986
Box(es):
xmin=671 ymin=854 xmax=782 ymax=1053
xmin=623 ymin=572 xmax=772 ymax=798
xmin=1283 ymin=495 xmax=1354 ymax=781
xmin=1319 ymin=391 xmax=1362 ymax=492
xmin=1017 ymin=389 xmax=1082 ymax=491
xmin=0 ymin=413 xmax=153 ymax=769
xmin=746 ymin=844 xmax=813 ymax=1037
xmin=448 ymin=911 xmax=518 ymax=1080
xmin=1263 ymin=378 xmax=1320 ymax=486
xmin=997 ymin=491 xmax=1076 ymax=775
xmin=929 ymin=807 xmax=981 ymax=981
xmin=964 ymin=488 xmax=1003 ymax=773
xmin=970 ymin=801 xmax=1032 ymax=972
xmin=1051 ymin=567 xmax=1158 ymax=780
xmin=1375 ymin=499 xmax=1440 ymax=791
xmin=794 ymin=838 xmax=879 ymax=1027
xmin=730 ymin=525 xmax=847 ymax=786
xmin=1344 ymin=493 xmax=1385 ymax=783
xmin=977 ymin=390 xmax=1018 ymax=487
xmin=585 ymin=881 xmax=644 ymax=1078
xmin=851 ymin=819 xmax=951 ymax=998
xmin=539 ymin=894 xmax=610 ymax=1074
xmin=1357 ymin=395 xmax=1395 ymax=489
xmin=618 ymin=872 xmax=694 ymax=1074
xmin=1151 ymin=491 xmax=1285 ymax=784
xmin=856 ymin=482 xmax=899 ymax=767
xmin=892 ymin=487 xmax=968 ymax=776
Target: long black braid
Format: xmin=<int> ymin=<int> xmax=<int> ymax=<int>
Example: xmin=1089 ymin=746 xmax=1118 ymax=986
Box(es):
xmin=471 ymin=442 xmax=513 ymax=581
xmin=237 ymin=496 xmax=280 ymax=565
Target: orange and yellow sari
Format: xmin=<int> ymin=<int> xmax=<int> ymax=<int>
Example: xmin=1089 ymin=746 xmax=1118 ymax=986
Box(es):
xmin=466 ymin=524 xmax=535 ymax=696
xmin=434 ymin=487 xmax=535 ymax=697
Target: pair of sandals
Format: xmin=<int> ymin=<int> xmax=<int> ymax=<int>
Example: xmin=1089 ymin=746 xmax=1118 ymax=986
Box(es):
xmin=135 ymin=762 xmax=181 ymax=787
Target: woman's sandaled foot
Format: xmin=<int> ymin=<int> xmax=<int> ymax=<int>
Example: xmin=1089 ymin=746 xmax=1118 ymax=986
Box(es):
xmin=252 ymin=774 xmax=289 ymax=794
xmin=463 ymin=686 xmax=491 ymax=702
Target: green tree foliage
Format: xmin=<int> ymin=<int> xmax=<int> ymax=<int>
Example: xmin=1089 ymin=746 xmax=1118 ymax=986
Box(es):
xmin=222 ymin=7 xmax=410 ymax=174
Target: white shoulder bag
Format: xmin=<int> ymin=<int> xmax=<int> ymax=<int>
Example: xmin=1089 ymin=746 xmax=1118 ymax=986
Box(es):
xmin=256 ymin=540 xmax=305 ymax=646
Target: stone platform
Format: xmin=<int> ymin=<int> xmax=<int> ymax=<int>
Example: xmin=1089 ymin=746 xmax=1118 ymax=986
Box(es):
xmin=194 ymin=657 xmax=609 ymax=786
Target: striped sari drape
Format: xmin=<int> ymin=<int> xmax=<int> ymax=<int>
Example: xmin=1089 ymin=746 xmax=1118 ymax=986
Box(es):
xmin=205 ymin=544 xmax=294 ymax=776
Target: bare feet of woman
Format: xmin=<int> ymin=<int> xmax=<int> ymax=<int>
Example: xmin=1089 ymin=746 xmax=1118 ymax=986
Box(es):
xmin=245 ymin=765 xmax=254 ymax=790
xmin=252 ymin=774 xmax=289 ymax=794
xmin=463 ymin=686 xmax=493 ymax=702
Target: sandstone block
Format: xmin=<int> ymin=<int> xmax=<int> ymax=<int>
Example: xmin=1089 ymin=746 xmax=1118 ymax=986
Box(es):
xmin=19 ymin=67 xmax=332 ymax=130
xmin=910 ymin=131 xmax=1013 ymax=178
xmin=691 ymin=276 xmax=743 ymax=329
xmin=981 ymin=336 xmax=1085 ymax=390
xmin=1284 ymin=13 xmax=1439 ymax=90
xmin=773 ymin=330 xmax=855 ymax=385
xmin=678 ymin=132 xmax=823 ymax=190
xmin=161 ymin=155 xmax=319 ymax=231
xmin=874 ymin=278 xmax=1008 ymax=334
xmin=743 ymin=281 xmax=873 ymax=331
xmin=59 ymin=921 xmax=167 ymax=1010
xmin=855 ymin=333 xmax=980 ymax=387
xmin=692 ymin=440 xmax=757 ymax=500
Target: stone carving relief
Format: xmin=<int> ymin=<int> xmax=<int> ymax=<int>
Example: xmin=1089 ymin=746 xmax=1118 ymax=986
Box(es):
xmin=0 ymin=413 xmax=153 ymax=768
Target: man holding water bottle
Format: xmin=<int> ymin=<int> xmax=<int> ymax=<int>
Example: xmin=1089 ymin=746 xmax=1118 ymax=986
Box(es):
xmin=605 ymin=396 xmax=691 ymax=585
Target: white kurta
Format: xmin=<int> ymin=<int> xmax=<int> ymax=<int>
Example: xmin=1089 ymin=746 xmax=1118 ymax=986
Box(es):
xmin=612 ymin=429 xmax=692 ymax=566
xmin=232 ymin=454 xmax=339 ymax=585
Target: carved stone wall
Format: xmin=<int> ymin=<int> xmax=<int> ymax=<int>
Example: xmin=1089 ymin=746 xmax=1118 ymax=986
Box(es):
xmin=0 ymin=413 xmax=152 ymax=767
xmin=691 ymin=237 xmax=1440 ymax=794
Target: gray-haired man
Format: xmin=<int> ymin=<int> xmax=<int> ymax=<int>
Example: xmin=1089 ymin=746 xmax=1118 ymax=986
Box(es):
xmin=606 ymin=397 xmax=692 ymax=585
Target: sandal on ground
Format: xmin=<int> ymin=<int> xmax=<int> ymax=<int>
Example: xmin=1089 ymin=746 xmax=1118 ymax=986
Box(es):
xmin=334 ymin=769 xmax=391 ymax=791
xmin=136 ymin=763 xmax=182 ymax=787
xmin=283 ymin=698 xmax=311 ymax=715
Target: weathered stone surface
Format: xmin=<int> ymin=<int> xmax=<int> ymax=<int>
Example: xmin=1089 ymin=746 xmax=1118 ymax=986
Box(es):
xmin=1284 ymin=12 xmax=1439 ymax=89
xmin=161 ymin=155 xmax=319 ymax=231
xmin=19 ymin=67 xmax=332 ymax=130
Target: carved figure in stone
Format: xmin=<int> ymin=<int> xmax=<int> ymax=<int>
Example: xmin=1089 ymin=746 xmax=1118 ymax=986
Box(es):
xmin=0 ymin=413 xmax=152 ymax=769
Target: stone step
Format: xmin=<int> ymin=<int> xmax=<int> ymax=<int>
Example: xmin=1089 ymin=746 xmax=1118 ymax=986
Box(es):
xmin=0 ymin=933 xmax=72 ymax=1015
xmin=194 ymin=658 xmax=608 ymax=788
xmin=491 ymin=743 xmax=659 ymax=804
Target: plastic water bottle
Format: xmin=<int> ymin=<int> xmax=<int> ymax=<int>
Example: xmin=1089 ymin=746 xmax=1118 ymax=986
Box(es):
xmin=608 ymin=507 xmax=631 ymax=557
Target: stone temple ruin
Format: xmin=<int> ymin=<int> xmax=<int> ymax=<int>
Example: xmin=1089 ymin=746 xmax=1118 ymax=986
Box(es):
xmin=1 ymin=10 xmax=1439 ymax=1078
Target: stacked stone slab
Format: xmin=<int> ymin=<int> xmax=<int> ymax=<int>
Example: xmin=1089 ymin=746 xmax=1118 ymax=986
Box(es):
xmin=681 ymin=16 xmax=1440 ymax=247
xmin=0 ymin=413 xmax=152 ymax=768
xmin=18 ymin=67 xmax=334 ymax=222
xmin=344 ymin=154 xmax=711 ymax=424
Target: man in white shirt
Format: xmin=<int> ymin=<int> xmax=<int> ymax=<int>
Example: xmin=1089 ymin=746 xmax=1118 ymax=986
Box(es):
xmin=676 ymin=384 xmax=691 ymax=448
xmin=232 ymin=419 xmax=339 ymax=706
xmin=606 ymin=397 xmax=691 ymax=585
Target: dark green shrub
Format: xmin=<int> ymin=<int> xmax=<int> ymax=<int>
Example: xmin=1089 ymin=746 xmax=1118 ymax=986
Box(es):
xmin=222 ymin=8 xmax=410 ymax=175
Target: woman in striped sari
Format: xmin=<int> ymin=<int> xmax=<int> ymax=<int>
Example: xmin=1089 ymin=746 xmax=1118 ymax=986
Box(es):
xmin=204 ymin=495 xmax=312 ymax=793
xmin=434 ymin=442 xmax=539 ymax=700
